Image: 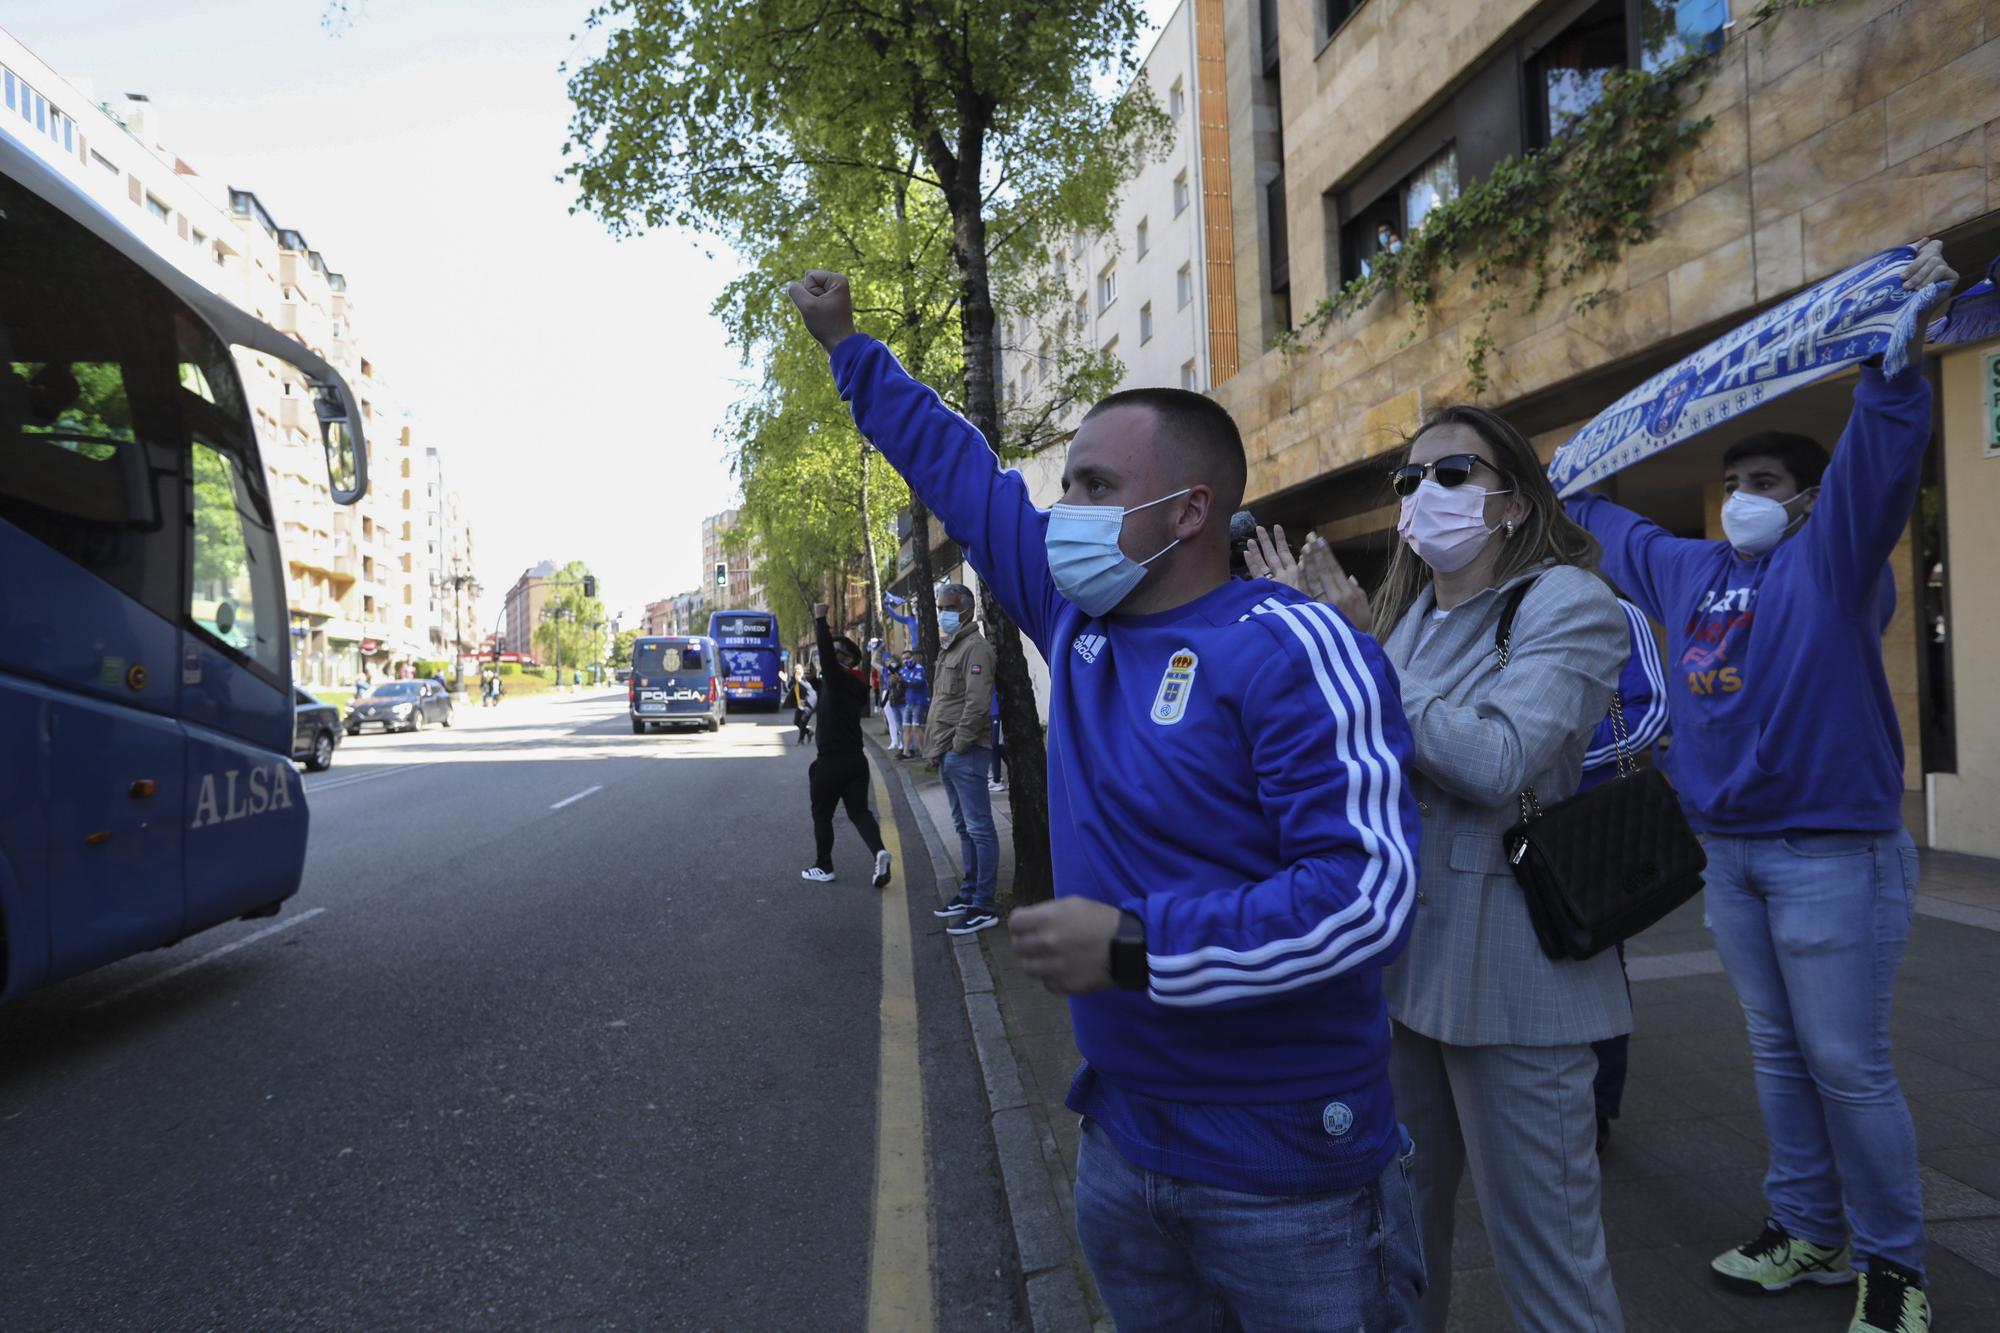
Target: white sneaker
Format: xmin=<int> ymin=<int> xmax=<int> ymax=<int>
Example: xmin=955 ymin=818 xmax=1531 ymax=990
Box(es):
xmin=987 ymin=780 xmax=1006 ymax=793
xmin=800 ymin=867 xmax=836 ymax=883
xmin=872 ymin=849 xmax=893 ymax=888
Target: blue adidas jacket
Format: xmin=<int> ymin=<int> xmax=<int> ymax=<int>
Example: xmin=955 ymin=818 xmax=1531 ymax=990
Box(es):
xmin=834 ymin=335 xmax=1421 ymax=1193
xmin=1577 ymin=599 xmax=1671 ymax=792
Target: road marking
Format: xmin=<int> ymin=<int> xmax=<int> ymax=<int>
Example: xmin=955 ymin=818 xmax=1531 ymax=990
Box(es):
xmin=549 ymin=784 xmax=604 ymax=810
xmin=866 ymin=754 xmax=935 ymax=1333
xmin=84 ymin=908 xmax=327 ymax=1010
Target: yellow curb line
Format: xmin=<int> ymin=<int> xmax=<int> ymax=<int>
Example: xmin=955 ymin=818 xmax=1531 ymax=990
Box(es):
xmin=866 ymin=752 xmax=935 ymax=1332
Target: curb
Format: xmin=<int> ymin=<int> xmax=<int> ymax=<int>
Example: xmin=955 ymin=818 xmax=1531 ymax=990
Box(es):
xmin=873 ymin=737 xmax=1093 ymax=1333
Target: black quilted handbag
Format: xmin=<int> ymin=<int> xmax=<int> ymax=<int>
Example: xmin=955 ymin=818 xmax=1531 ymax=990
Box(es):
xmin=1494 ymin=581 xmax=1707 ymax=962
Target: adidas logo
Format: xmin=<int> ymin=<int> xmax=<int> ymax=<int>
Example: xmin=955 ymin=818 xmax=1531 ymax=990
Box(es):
xmin=1072 ymin=633 xmax=1107 ymax=665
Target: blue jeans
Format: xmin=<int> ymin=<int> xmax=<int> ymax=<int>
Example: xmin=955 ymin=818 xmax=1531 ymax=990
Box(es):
xmin=1076 ymin=1119 xmax=1426 ymax=1331
xmin=1702 ymin=830 xmax=1925 ymax=1273
xmin=939 ymin=747 xmax=998 ymax=910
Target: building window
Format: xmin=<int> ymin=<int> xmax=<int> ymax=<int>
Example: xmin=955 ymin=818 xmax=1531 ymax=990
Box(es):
xmin=91 ymin=149 xmax=117 ymax=175
xmin=1181 ymin=360 xmax=1198 ymax=391
xmin=1098 ymin=262 xmax=1117 ymax=313
xmin=1103 ymin=335 xmax=1119 ymax=359
xmin=1075 ymin=294 xmax=1089 ymax=331
xmin=1341 ymin=144 xmax=1458 ymax=282
xmin=1037 ymin=337 xmax=1051 ymax=384
xmin=1168 ymin=77 xmax=1185 ymax=119
xmin=1530 ymin=0 xmax=1627 ymax=144
xmin=1136 ymin=216 xmax=1150 ymax=259
xmin=1140 ymin=302 xmax=1154 ymax=344
xmin=1173 ymin=169 xmax=1190 ymax=217
xmin=144 ymin=194 xmax=170 ymax=225
xmin=1177 ymin=262 xmax=1194 ymax=310
xmin=3 ymin=68 xmax=13 ymax=113
xmin=1267 ymin=175 xmax=1289 ymax=292
xmin=1323 ymin=0 xmax=1366 ymax=39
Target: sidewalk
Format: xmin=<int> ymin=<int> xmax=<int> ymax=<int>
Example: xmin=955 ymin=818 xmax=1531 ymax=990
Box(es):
xmin=876 ymin=716 xmax=2000 ymax=1331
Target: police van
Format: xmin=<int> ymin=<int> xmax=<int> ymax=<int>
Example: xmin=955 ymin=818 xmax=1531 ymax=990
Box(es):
xmin=628 ymin=636 xmax=727 ymax=734
xmin=0 ymin=132 xmax=367 ymax=1002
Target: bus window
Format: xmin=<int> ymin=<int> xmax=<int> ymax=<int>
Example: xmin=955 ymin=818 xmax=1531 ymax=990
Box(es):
xmin=188 ymin=439 xmax=283 ymax=675
xmin=0 ymin=181 xmax=186 ymax=625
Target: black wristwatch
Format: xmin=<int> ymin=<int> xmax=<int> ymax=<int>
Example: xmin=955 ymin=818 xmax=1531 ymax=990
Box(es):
xmin=1109 ymin=910 xmax=1147 ymax=991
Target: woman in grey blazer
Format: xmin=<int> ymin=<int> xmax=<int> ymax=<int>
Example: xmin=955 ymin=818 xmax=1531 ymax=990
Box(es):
xmin=1255 ymin=406 xmax=1629 ymax=1332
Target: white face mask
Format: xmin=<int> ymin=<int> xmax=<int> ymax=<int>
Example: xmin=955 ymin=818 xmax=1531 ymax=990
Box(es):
xmin=1397 ymin=479 xmax=1512 ymax=574
xmin=1721 ymin=489 xmax=1811 ymax=556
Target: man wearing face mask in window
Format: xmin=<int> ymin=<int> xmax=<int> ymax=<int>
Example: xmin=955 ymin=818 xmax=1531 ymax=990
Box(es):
xmin=1566 ymin=239 xmax=1955 ymax=1333
xmin=789 ymin=270 xmax=1425 ymax=1328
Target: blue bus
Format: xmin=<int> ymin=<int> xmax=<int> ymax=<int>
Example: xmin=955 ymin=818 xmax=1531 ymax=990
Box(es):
xmin=0 ymin=132 xmax=368 ymax=1003
xmin=707 ymin=609 xmax=783 ymax=710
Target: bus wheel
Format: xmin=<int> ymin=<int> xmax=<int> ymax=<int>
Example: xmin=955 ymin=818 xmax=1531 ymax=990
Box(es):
xmin=307 ymin=730 xmax=335 ymax=772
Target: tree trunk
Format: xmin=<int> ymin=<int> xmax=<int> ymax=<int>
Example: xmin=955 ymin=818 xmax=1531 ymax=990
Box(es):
xmin=908 ymin=498 xmax=940 ymax=669
xmin=859 ymin=444 xmax=882 ymax=647
xmin=929 ymin=127 xmax=1054 ymax=905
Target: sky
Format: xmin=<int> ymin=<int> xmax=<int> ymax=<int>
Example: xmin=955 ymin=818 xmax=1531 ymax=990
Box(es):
xmin=7 ymin=0 xmax=1175 ymax=632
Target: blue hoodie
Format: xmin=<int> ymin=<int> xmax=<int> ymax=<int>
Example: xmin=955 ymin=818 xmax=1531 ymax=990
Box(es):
xmin=1567 ymin=365 xmax=1928 ymax=834
xmin=833 ymin=335 xmax=1421 ymax=1195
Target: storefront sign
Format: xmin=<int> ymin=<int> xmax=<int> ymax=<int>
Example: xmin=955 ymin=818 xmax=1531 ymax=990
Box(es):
xmin=1986 ymin=350 xmax=2000 ymax=458
xmin=359 ymin=637 xmax=379 ymax=654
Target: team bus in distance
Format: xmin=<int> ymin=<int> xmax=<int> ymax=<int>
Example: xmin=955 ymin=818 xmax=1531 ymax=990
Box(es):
xmin=708 ymin=610 xmax=783 ymax=710
xmin=0 ymin=132 xmax=368 ymax=1004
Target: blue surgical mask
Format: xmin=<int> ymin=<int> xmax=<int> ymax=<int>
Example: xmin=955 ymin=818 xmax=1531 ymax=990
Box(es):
xmin=1045 ymin=488 xmax=1191 ymax=617
xmin=937 ymin=609 xmax=963 ymax=636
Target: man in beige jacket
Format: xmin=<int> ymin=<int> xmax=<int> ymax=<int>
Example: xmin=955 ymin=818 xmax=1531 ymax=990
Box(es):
xmin=924 ymin=582 xmax=1000 ymax=934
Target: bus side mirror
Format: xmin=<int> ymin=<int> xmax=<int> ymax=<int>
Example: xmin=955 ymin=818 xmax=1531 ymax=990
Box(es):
xmin=313 ymin=380 xmax=367 ymax=505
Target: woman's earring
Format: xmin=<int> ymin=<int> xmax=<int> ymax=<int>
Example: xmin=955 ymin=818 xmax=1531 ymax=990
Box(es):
xmin=1504 ymin=518 xmax=1516 ymax=539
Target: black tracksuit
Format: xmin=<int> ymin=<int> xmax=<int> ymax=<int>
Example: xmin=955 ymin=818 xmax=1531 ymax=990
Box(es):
xmin=808 ymin=617 xmax=884 ymax=872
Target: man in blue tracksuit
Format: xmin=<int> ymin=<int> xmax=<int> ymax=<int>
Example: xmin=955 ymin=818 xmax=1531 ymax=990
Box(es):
xmin=1567 ymin=238 xmax=1955 ymax=1333
xmin=791 ymin=270 xmax=1425 ymax=1327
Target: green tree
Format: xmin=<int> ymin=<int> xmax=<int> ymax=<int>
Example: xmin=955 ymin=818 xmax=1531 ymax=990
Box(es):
xmin=533 ymin=560 xmax=606 ymax=676
xmin=608 ymin=629 xmax=639 ymax=668
xmin=564 ymin=0 xmax=1166 ymax=901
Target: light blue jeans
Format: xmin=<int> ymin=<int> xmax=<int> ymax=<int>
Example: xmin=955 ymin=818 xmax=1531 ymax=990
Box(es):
xmin=1702 ymin=830 xmax=1925 ymax=1274
xmin=1075 ymin=1120 xmax=1426 ymax=1331
xmin=938 ymin=747 xmax=998 ymax=910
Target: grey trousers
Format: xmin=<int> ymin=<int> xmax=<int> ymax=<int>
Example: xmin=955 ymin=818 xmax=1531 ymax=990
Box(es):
xmin=1390 ymin=1023 xmax=1625 ymax=1333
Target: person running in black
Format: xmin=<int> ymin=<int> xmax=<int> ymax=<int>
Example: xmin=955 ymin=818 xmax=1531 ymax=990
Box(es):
xmin=801 ymin=603 xmax=893 ymax=888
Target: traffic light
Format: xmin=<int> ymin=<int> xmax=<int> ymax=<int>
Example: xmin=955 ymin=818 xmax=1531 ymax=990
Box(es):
xmin=582 ymin=575 xmax=597 ymax=599
xmin=714 ymin=561 xmax=727 ymax=589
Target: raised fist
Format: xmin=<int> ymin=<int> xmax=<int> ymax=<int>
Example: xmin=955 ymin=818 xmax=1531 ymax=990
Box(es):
xmin=812 ymin=602 xmax=829 ymax=621
xmin=787 ymin=270 xmax=857 ymax=352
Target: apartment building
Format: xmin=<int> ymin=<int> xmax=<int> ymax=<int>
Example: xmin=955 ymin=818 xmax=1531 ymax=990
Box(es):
xmin=701 ymin=509 xmax=769 ymax=611
xmin=1209 ymin=0 xmax=2000 ymax=856
xmin=504 ymin=560 xmax=559 ymax=662
xmin=1 ymin=29 xmax=477 ymax=688
xmin=641 ymin=592 xmax=708 ymax=637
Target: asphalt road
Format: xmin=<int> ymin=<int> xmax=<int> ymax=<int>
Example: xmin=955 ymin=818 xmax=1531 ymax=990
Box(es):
xmin=0 ymin=691 xmax=1022 ymax=1331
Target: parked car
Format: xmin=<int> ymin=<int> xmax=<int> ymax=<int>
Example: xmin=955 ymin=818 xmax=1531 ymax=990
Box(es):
xmin=346 ymin=679 xmax=454 ymax=735
xmin=613 ymin=666 xmax=632 ymax=684
xmin=293 ymin=687 xmax=343 ymax=771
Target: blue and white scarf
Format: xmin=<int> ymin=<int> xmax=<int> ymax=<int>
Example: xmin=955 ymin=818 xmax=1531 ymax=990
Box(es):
xmin=1548 ymin=245 xmax=1954 ymax=497
xmin=1927 ymin=255 xmax=2000 ymax=347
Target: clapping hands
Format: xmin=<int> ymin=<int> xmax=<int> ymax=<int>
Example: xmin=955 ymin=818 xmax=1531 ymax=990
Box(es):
xmin=1243 ymin=524 xmax=1372 ymax=627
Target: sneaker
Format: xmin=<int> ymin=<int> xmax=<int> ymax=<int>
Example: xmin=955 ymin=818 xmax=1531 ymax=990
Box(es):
xmin=872 ymin=849 xmax=893 ymax=888
xmin=946 ymin=908 xmax=1000 ymax=935
xmin=987 ymin=780 xmax=1006 ymax=793
xmin=932 ymin=897 xmax=972 ymax=918
xmin=1711 ymin=1222 xmax=1854 ymax=1295
xmin=800 ymin=867 xmax=836 ymax=883
xmin=1850 ymin=1259 xmax=1930 ymax=1332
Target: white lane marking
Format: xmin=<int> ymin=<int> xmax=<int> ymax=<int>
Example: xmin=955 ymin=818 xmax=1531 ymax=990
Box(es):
xmin=84 ymin=908 xmax=327 ymax=1010
xmin=549 ymin=784 xmax=604 ymax=810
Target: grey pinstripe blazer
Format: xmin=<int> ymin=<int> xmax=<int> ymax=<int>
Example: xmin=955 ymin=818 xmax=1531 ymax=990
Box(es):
xmin=1380 ymin=562 xmax=1634 ymax=1048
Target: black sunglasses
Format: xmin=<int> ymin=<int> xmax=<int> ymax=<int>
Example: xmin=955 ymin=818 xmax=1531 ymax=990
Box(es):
xmin=1389 ymin=453 xmax=1502 ymax=497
